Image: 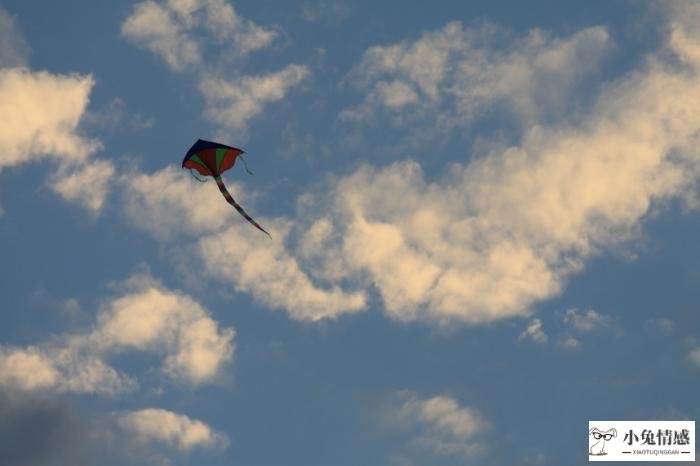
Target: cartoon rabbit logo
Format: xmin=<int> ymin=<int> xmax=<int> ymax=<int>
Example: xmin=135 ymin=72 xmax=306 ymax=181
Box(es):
xmin=589 ymin=427 xmax=617 ymax=456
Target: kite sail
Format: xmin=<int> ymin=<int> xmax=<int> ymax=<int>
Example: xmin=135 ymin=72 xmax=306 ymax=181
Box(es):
xmin=182 ymin=139 xmax=271 ymax=238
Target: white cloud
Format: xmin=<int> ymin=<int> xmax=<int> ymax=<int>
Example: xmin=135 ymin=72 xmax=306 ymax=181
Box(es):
xmin=92 ymin=279 xmax=235 ymax=384
xmin=518 ymin=318 xmax=547 ymax=344
xmin=0 ymin=8 xmax=30 ymax=67
xmin=199 ymin=224 xmax=367 ymax=321
xmin=0 ymin=62 xmax=116 ymax=215
xmin=0 ymin=344 xmax=135 ymax=396
xmin=342 ymin=21 xmax=611 ymax=127
xmin=119 ymin=408 xmax=228 ymax=450
xmin=199 ymin=64 xmax=310 ymax=135
xmin=51 ymin=159 xmax=115 ymax=213
xmin=562 ymin=309 xmax=613 ymax=333
xmin=0 ymin=67 xmax=99 ymax=170
xmin=0 ymin=273 xmax=234 ymax=394
xmin=121 ymin=0 xmax=276 ymax=71
xmin=121 ymin=1 xmax=200 ymax=71
xmin=398 ymin=394 xmax=487 ymax=458
xmin=0 ymin=347 xmax=59 ymax=390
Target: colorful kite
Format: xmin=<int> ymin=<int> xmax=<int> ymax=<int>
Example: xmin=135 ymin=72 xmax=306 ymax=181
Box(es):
xmin=182 ymin=139 xmax=271 ymax=238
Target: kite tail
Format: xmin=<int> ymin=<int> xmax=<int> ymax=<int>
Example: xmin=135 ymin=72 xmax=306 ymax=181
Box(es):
xmin=214 ymin=175 xmax=271 ymax=239
xmin=239 ymin=154 xmax=254 ymax=175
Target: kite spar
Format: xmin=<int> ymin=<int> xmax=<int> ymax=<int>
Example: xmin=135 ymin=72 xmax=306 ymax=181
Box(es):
xmin=182 ymin=139 xmax=271 ymax=238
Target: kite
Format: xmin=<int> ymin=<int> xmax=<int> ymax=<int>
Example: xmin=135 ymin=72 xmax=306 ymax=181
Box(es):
xmin=182 ymin=139 xmax=271 ymax=238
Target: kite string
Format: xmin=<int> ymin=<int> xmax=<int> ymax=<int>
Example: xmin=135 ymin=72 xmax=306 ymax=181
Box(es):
xmin=190 ymin=169 xmax=208 ymax=182
xmin=239 ymin=154 xmax=254 ymax=175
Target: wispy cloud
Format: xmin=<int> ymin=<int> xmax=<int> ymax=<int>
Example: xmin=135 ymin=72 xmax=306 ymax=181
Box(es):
xmin=556 ymin=308 xmax=615 ymax=349
xmin=518 ymin=318 xmax=548 ymax=344
xmin=562 ymin=309 xmax=614 ymax=333
xmin=646 ymin=317 xmax=675 ymax=335
xmin=122 ymin=0 xmax=307 ymax=137
xmin=0 ymin=8 xmax=30 ymax=67
xmin=342 ymin=21 xmax=611 ymax=129
xmin=199 ymin=64 xmax=310 ymax=135
xmin=395 ymin=393 xmax=488 ymax=458
xmin=556 ymin=335 xmax=581 ymax=350
xmin=83 ymin=97 xmax=154 ymax=132
xmin=121 ymin=0 xmax=276 ymax=71
xmin=300 ymin=0 xmax=349 ymax=24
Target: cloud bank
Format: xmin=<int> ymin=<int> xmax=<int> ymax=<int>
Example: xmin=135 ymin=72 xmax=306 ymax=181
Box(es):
xmin=124 ymin=4 xmax=700 ymax=328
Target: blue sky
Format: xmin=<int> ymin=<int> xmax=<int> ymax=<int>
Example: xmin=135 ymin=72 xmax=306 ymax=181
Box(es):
xmin=1 ymin=1 xmax=699 ymax=465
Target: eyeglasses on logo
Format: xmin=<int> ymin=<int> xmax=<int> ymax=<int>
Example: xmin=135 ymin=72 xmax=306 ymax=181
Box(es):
xmin=589 ymin=427 xmax=617 ymax=456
